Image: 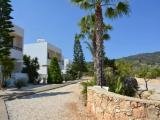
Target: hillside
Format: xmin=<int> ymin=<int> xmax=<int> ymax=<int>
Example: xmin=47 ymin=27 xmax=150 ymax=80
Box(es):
xmin=120 ymin=51 xmax=160 ymax=67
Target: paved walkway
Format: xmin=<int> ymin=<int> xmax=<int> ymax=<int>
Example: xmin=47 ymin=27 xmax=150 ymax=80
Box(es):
xmin=0 ymin=80 xmax=83 ymax=120
xmin=5 ymin=83 xmax=92 ymax=120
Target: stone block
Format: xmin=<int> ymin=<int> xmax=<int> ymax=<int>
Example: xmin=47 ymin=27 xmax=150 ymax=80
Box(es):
xmin=133 ymin=106 xmax=146 ymax=118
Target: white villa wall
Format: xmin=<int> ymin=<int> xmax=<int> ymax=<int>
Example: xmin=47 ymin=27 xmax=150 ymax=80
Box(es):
xmin=24 ymin=42 xmax=48 ymax=75
xmin=62 ymin=59 xmax=72 ymax=74
xmin=24 ymin=39 xmax=64 ymax=78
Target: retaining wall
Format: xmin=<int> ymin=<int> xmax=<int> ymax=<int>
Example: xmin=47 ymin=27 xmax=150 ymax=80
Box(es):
xmin=87 ymin=87 xmax=160 ymax=120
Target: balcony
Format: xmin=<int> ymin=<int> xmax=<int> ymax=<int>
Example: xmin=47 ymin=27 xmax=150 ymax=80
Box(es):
xmin=12 ymin=46 xmax=22 ymax=51
xmin=10 ymin=48 xmax=23 ymax=60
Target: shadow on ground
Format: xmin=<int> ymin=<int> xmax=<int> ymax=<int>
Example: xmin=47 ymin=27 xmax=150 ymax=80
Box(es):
xmin=8 ymin=84 xmax=47 ymax=92
xmin=20 ymin=91 xmax=72 ymax=99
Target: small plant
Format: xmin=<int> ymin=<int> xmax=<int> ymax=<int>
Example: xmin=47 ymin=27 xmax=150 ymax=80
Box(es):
xmin=115 ymin=77 xmax=123 ymax=94
xmin=81 ymin=80 xmax=96 ymax=106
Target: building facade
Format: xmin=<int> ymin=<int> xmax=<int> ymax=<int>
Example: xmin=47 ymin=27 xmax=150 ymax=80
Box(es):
xmin=0 ymin=25 xmax=25 ymax=85
xmin=10 ymin=25 xmax=24 ymax=73
xmin=24 ymin=39 xmax=64 ymax=79
xmin=62 ymin=59 xmax=72 ymax=74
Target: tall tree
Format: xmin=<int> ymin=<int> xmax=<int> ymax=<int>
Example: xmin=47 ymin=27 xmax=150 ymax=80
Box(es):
xmin=0 ymin=0 xmax=14 ymax=58
xmin=72 ymin=34 xmax=87 ymax=78
xmin=47 ymin=57 xmax=63 ymax=84
xmin=78 ymin=14 xmax=112 ymax=80
xmin=71 ymin=0 xmax=129 ymax=86
xmin=0 ymin=0 xmax=14 ymax=88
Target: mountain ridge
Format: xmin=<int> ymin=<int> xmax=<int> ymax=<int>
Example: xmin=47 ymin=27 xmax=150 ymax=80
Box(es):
xmin=120 ymin=51 xmax=160 ymax=66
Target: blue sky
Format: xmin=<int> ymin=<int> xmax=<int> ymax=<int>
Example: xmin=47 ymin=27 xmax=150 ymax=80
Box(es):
xmin=11 ymin=0 xmax=160 ymax=61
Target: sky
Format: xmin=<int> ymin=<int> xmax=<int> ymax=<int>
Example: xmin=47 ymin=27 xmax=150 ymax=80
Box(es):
xmin=11 ymin=0 xmax=160 ymax=61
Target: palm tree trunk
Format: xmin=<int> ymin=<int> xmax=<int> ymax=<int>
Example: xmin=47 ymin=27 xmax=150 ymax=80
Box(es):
xmin=92 ymin=33 xmax=97 ymax=80
xmin=95 ymin=2 xmax=106 ymax=86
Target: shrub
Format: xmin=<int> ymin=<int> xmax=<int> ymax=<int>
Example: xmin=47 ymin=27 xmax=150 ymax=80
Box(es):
xmin=47 ymin=57 xmax=63 ymax=84
xmin=108 ymin=75 xmax=124 ymax=95
xmin=123 ymin=77 xmax=139 ymax=97
xmin=62 ymin=73 xmax=73 ymax=81
xmin=105 ymin=59 xmax=138 ymax=97
xmin=63 ymin=65 xmax=79 ymax=81
xmin=14 ymin=77 xmax=28 ymax=89
xmin=108 ymin=76 xmax=138 ymax=97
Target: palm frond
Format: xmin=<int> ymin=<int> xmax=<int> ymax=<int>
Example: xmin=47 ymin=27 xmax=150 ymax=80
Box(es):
xmin=116 ymin=2 xmax=129 ymax=16
xmin=104 ymin=24 xmax=113 ymax=31
xmin=75 ymin=33 xmax=85 ymax=41
xmin=78 ymin=14 xmax=95 ymax=35
xmin=75 ymin=34 xmax=80 ymax=41
xmin=102 ymin=33 xmax=110 ymax=41
xmin=70 ymin=0 xmax=95 ymax=10
xmin=105 ymin=7 xmax=117 ymax=19
xmin=105 ymin=1 xmax=130 ymax=19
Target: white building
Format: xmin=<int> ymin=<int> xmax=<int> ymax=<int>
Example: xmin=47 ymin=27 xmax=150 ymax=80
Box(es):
xmin=62 ymin=59 xmax=72 ymax=74
xmin=24 ymin=39 xmax=64 ymax=79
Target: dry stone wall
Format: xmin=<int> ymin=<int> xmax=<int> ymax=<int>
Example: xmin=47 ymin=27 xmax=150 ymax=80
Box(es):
xmin=87 ymin=87 xmax=160 ymax=120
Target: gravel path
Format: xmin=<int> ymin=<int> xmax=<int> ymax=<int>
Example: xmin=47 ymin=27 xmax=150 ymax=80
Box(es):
xmin=6 ymin=83 xmax=90 ymax=120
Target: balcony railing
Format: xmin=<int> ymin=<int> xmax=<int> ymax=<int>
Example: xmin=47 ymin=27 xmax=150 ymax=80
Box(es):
xmin=12 ymin=46 xmax=22 ymax=51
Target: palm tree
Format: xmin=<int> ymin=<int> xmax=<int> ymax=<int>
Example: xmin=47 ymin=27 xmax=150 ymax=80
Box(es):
xmin=71 ymin=0 xmax=129 ymax=86
xmin=78 ymin=14 xmax=112 ymax=80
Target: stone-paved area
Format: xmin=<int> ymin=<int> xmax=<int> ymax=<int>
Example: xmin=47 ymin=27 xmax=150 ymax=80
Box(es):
xmin=0 ymin=80 xmax=83 ymax=120
xmin=0 ymin=98 xmax=8 ymax=120
xmin=6 ymin=83 xmax=95 ymax=120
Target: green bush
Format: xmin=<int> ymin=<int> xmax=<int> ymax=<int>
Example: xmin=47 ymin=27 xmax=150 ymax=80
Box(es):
xmin=47 ymin=57 xmax=63 ymax=84
xmin=62 ymin=73 xmax=73 ymax=81
xmin=123 ymin=77 xmax=139 ymax=97
xmin=105 ymin=60 xmax=138 ymax=97
xmin=62 ymin=65 xmax=79 ymax=81
xmin=107 ymin=75 xmax=124 ymax=95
